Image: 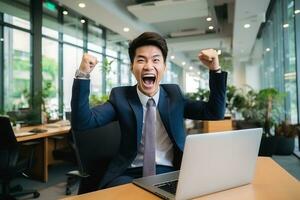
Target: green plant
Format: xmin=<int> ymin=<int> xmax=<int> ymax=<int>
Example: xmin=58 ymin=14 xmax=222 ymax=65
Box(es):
xmin=218 ymin=54 xmax=233 ymax=72
xmin=226 ymin=85 xmax=247 ymax=115
xmin=185 ymin=88 xmax=210 ymax=101
xmin=89 ymin=94 xmax=109 ymax=107
xmin=103 ymin=58 xmax=113 ymax=73
xmin=239 ymin=88 xmax=285 ymax=136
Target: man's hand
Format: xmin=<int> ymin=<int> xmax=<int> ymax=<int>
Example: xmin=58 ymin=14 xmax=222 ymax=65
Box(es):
xmin=198 ymin=49 xmax=220 ymax=70
xmin=79 ymin=53 xmax=98 ymax=74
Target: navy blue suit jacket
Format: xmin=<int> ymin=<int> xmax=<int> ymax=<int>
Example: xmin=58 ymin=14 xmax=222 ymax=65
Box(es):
xmin=71 ymin=71 xmax=227 ymax=188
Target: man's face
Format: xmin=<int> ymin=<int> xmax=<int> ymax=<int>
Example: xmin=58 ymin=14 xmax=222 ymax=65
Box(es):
xmin=131 ymin=45 xmax=166 ymax=97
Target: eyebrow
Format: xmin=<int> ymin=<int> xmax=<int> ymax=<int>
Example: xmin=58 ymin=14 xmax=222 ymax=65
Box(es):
xmin=135 ymin=54 xmax=162 ymax=59
xmin=152 ymin=55 xmax=161 ymax=58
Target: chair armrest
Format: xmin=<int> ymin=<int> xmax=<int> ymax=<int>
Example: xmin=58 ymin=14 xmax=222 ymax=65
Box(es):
xmin=66 ymin=170 xmax=90 ymax=178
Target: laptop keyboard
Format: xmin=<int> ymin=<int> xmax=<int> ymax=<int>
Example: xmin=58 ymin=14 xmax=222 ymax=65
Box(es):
xmin=155 ymin=180 xmax=178 ymax=195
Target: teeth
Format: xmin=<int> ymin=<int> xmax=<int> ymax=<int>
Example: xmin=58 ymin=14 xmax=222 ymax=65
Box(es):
xmin=143 ymin=74 xmax=155 ymax=78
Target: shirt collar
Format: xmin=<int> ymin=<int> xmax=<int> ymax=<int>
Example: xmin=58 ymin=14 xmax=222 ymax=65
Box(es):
xmin=136 ymin=86 xmax=160 ymax=107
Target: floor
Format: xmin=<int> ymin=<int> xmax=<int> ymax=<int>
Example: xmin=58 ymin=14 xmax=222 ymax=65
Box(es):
xmin=1 ymin=155 xmax=300 ymax=200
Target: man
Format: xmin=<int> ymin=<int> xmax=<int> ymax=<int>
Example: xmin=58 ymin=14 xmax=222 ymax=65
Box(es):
xmin=71 ymin=32 xmax=227 ymax=189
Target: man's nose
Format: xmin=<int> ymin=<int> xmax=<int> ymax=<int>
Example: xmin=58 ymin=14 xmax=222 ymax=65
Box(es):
xmin=143 ymin=61 xmax=154 ymax=70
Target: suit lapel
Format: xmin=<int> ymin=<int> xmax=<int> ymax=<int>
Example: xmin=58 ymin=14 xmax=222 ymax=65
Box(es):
xmin=158 ymin=86 xmax=172 ymax=137
xmin=127 ymin=86 xmax=143 ymax=146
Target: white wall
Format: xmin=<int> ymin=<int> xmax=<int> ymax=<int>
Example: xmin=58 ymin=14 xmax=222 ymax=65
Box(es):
xmin=245 ymin=64 xmax=261 ymax=90
xmin=232 ymin=58 xmax=246 ymax=88
xmin=232 ymin=38 xmax=263 ymax=90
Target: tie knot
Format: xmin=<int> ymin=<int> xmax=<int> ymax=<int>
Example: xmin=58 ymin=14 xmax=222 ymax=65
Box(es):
xmin=147 ymin=98 xmax=156 ymax=107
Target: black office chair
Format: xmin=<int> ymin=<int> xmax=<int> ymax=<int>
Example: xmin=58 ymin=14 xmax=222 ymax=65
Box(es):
xmin=51 ymin=131 xmax=79 ymax=195
xmin=72 ymin=121 xmax=121 ymax=194
xmin=0 ymin=116 xmax=40 ymax=200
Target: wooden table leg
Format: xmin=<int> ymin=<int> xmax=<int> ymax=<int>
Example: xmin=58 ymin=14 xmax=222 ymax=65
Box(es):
xmin=30 ymin=137 xmax=48 ymax=182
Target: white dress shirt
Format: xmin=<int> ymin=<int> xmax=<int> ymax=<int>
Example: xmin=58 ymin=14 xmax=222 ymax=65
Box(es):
xmin=130 ymin=86 xmax=174 ymax=167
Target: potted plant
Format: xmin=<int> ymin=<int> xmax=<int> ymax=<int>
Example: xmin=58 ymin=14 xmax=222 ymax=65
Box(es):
xmin=239 ymin=88 xmax=285 ymax=156
xmin=233 ymin=87 xmax=261 ymax=129
xmin=274 ymin=122 xmax=299 ymax=155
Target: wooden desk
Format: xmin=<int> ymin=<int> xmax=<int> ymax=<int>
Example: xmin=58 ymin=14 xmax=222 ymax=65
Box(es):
xmin=203 ymin=119 xmax=233 ymax=133
xmin=16 ymin=124 xmax=70 ymax=182
xmin=61 ymin=157 xmax=300 ymax=200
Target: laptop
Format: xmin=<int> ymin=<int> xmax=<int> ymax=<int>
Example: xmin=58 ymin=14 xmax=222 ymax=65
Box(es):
xmin=133 ymin=128 xmax=263 ymax=200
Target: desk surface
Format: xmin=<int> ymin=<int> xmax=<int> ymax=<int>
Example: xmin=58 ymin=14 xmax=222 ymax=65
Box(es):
xmin=15 ymin=123 xmax=70 ymax=142
xmin=61 ymin=157 xmax=300 ymax=200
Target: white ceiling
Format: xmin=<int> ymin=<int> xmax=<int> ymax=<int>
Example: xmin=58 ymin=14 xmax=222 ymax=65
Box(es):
xmin=57 ymin=0 xmax=270 ymax=71
xmin=232 ymin=0 xmax=270 ymax=59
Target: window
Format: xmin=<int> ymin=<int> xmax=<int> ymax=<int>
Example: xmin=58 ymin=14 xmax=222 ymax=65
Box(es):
xmin=88 ymin=24 xmax=104 ymax=52
xmin=0 ymin=0 xmax=30 ymax=30
xmin=120 ymin=53 xmax=130 ymax=86
xmin=106 ymin=55 xmax=118 ymax=93
xmin=261 ymin=0 xmax=298 ymax=123
xmin=42 ymin=0 xmax=59 ymax=39
xmin=63 ymin=12 xmax=84 ymax=47
xmin=88 ymin=51 xmax=103 ymax=95
xmin=3 ymin=27 xmax=31 ymax=111
xmin=63 ymin=44 xmax=83 ymax=111
xmin=42 ymin=38 xmax=59 ymax=119
xmin=284 ymin=0 xmax=298 ymax=123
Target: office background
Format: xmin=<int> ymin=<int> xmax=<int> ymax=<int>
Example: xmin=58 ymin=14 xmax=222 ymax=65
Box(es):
xmin=1 ymin=0 xmax=299 ymax=147
xmin=0 ymin=0 xmax=300 ymax=199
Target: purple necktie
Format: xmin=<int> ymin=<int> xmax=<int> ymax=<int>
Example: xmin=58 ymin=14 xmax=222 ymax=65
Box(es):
xmin=143 ymin=98 xmax=156 ymax=177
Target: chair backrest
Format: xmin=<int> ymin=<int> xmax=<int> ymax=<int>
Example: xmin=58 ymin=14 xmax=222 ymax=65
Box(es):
xmin=0 ymin=116 xmax=18 ymax=149
xmin=72 ymin=121 xmax=121 ymax=176
xmin=0 ymin=116 xmax=19 ymax=174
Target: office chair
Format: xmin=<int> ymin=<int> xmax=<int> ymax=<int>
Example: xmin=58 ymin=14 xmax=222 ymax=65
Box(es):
xmin=50 ymin=131 xmax=79 ymax=195
xmin=72 ymin=121 xmax=121 ymax=194
xmin=0 ymin=116 xmax=40 ymax=200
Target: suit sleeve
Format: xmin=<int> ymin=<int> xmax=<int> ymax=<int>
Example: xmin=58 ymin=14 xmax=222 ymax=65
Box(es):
xmin=184 ymin=71 xmax=227 ymax=120
xmin=71 ymin=79 xmax=117 ymax=131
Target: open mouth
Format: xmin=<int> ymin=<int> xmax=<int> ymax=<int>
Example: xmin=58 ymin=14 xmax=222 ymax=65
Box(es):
xmin=142 ymin=74 xmax=156 ymax=88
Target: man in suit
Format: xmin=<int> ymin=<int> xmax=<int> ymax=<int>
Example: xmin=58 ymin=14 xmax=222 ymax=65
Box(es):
xmin=71 ymin=32 xmax=227 ymax=189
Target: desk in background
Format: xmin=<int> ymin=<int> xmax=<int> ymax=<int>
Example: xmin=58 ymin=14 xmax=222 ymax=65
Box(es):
xmin=203 ymin=119 xmax=233 ymax=133
xmin=61 ymin=157 xmax=300 ymax=200
xmin=15 ymin=122 xmax=70 ymax=182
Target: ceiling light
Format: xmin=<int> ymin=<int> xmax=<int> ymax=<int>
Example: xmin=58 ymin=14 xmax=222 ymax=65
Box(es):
xmin=217 ymin=50 xmax=222 ymax=55
xmin=206 ymin=17 xmax=212 ymax=22
xmin=295 ymin=9 xmax=300 ymax=14
xmin=208 ymin=26 xmax=214 ymax=30
xmin=265 ymin=48 xmax=271 ymax=52
xmin=197 ymin=71 xmax=201 ymax=75
xmin=123 ymin=27 xmax=130 ymax=32
xmin=189 ymin=66 xmax=193 ymax=70
xmin=170 ymin=55 xmax=175 ymax=59
xmin=62 ymin=10 xmax=68 ymax=15
xmin=283 ymin=23 xmax=289 ymax=28
xmin=78 ymin=3 xmax=86 ymax=8
xmin=182 ymin=62 xmax=186 ymax=66
xmin=0 ymin=38 xmax=4 ymax=42
xmin=244 ymin=24 xmax=251 ymax=28
xmin=80 ymin=19 xmax=85 ymax=24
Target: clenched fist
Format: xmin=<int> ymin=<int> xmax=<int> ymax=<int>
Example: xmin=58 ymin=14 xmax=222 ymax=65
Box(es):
xmin=198 ymin=49 xmax=220 ymax=70
xmin=79 ymin=53 xmax=98 ymax=74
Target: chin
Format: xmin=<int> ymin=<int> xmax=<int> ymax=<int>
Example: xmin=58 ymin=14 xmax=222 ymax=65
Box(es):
xmin=140 ymin=86 xmax=158 ymax=97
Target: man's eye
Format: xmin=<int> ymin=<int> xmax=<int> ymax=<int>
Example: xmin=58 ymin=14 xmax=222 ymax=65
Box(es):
xmin=137 ymin=59 xmax=145 ymax=62
xmin=153 ymin=59 xmax=160 ymax=62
